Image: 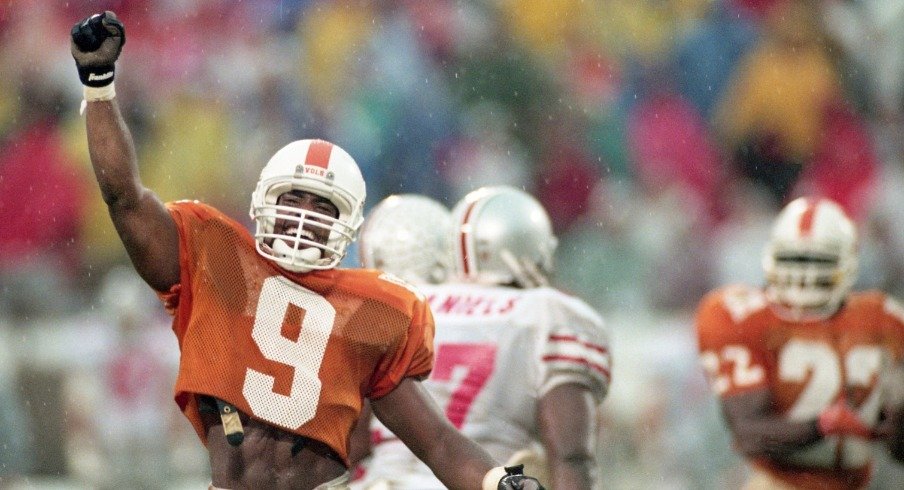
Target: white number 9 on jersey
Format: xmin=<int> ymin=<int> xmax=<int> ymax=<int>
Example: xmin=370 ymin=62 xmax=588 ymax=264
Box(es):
xmin=243 ymin=276 xmax=336 ymax=430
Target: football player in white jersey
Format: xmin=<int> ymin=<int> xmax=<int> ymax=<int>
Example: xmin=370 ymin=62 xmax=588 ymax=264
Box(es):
xmin=354 ymin=188 xmax=611 ymax=489
xmin=350 ymin=193 xmax=455 ymax=485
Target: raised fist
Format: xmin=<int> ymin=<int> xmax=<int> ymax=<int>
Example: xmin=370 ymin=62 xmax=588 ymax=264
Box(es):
xmin=818 ymin=398 xmax=874 ymax=439
xmin=497 ymin=465 xmax=546 ymax=490
xmin=70 ymin=11 xmax=125 ymax=87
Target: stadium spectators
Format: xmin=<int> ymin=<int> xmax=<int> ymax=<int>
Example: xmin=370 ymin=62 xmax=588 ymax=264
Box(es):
xmin=2 ymin=0 xmax=902 ymax=486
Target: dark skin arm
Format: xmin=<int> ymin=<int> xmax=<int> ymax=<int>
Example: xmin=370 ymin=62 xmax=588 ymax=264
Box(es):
xmin=721 ymin=388 xmax=822 ymax=459
xmin=348 ymin=399 xmax=373 ymax=467
xmin=883 ymin=401 xmax=904 ymax=462
xmin=85 ymin=100 xmax=180 ymax=291
xmin=370 ymin=378 xmax=498 ymax=490
xmin=878 ymin=363 xmax=904 ymax=462
xmin=537 ymin=383 xmax=599 ymax=489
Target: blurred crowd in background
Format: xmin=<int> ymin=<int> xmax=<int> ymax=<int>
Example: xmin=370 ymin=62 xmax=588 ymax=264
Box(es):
xmin=2 ymin=0 xmax=904 ymax=488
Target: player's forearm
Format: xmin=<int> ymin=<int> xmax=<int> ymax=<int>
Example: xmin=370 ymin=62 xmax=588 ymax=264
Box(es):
xmin=422 ymin=426 xmax=497 ymax=490
xmin=540 ymin=384 xmax=599 ymax=488
xmin=732 ymin=417 xmax=821 ymax=458
xmin=549 ymin=452 xmax=597 ymax=489
xmin=882 ymin=403 xmax=904 ymax=462
xmin=85 ymin=99 xmax=144 ymax=209
xmin=371 ymin=379 xmax=499 ymax=489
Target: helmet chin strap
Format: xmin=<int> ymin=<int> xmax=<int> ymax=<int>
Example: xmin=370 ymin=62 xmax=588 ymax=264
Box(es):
xmin=272 ymin=238 xmax=322 ymax=273
xmin=500 ymin=249 xmax=549 ymax=289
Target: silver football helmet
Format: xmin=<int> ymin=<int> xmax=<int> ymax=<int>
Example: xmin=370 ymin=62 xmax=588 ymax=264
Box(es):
xmin=762 ymin=197 xmax=858 ymax=321
xmin=358 ymin=194 xmax=453 ymax=284
xmin=451 ymin=186 xmax=558 ymax=288
xmin=250 ymin=139 xmax=366 ymax=272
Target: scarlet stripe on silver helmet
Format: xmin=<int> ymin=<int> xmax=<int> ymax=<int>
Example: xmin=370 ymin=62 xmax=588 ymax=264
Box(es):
xmin=459 ymin=200 xmax=479 ymax=276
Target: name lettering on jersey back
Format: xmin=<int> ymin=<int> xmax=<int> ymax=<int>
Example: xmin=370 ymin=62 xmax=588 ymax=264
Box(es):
xmin=426 ymin=293 xmax=519 ymax=316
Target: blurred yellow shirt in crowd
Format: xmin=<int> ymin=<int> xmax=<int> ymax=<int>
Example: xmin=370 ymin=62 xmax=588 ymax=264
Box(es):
xmin=298 ymin=2 xmax=374 ymax=115
xmin=714 ymin=0 xmax=842 ymax=162
xmin=64 ymin=94 xmax=234 ymax=269
xmin=501 ymin=0 xmax=710 ymax=63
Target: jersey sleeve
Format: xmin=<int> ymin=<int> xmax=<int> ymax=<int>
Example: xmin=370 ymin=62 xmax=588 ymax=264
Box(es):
xmin=154 ymin=200 xmax=212 ymax=332
xmin=536 ymin=292 xmax=612 ymax=402
xmin=368 ymin=296 xmax=435 ymax=399
xmin=694 ymin=288 xmax=769 ymax=397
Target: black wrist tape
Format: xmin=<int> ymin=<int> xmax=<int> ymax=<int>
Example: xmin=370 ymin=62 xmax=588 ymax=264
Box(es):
xmin=77 ymin=64 xmax=115 ymax=87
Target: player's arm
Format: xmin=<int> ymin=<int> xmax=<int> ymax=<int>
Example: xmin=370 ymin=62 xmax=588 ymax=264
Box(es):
xmin=371 ymin=378 xmax=543 ymax=490
xmin=879 ymin=361 xmax=904 ymax=462
xmin=880 ymin=297 xmax=904 ymax=461
xmin=533 ymin=300 xmax=610 ymax=489
xmin=720 ymin=389 xmax=822 ymax=458
xmin=883 ymin=403 xmax=904 ymax=462
xmin=537 ymin=383 xmax=598 ymax=489
xmin=71 ymin=12 xmax=179 ymax=291
xmin=881 ymin=403 xmax=904 ymax=463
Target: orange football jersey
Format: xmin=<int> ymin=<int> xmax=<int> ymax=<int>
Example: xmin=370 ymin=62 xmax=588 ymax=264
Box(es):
xmin=156 ymin=201 xmax=435 ymax=465
xmin=695 ymin=284 xmax=904 ymax=489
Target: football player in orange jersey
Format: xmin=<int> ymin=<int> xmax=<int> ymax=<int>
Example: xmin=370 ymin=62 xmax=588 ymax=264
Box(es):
xmin=695 ymin=196 xmax=904 ymax=490
xmin=70 ymin=10 xmax=544 ymax=490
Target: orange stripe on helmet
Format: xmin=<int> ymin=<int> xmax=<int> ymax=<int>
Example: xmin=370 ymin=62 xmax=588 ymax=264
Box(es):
xmin=798 ymin=199 xmax=817 ymax=237
xmin=305 ymin=140 xmax=334 ymax=169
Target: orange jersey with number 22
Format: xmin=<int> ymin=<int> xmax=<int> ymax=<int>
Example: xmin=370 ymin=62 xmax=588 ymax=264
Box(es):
xmin=696 ymin=284 xmax=904 ymax=489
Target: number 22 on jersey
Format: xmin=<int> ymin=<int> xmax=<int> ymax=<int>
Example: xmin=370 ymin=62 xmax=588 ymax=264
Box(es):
xmin=701 ymin=341 xmax=885 ymax=422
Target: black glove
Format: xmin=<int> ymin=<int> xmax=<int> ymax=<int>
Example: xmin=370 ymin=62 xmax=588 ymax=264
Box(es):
xmin=498 ymin=464 xmax=546 ymax=490
xmin=70 ymin=11 xmax=126 ymax=87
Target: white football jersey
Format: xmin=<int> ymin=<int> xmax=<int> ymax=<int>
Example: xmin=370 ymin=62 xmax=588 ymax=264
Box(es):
xmin=354 ymin=283 xmax=611 ymax=489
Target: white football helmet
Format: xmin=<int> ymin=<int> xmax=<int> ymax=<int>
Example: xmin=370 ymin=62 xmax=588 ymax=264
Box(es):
xmin=249 ymin=139 xmax=366 ymax=272
xmin=451 ymin=186 xmax=558 ymax=288
xmin=358 ymin=194 xmax=453 ymax=284
xmin=762 ymin=197 xmax=858 ymax=321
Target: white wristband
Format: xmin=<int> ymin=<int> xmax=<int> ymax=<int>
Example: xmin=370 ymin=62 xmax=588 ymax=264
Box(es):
xmin=482 ymin=466 xmax=507 ymax=490
xmin=84 ymin=82 xmax=116 ymax=101
xmin=79 ymin=83 xmax=116 ymax=115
